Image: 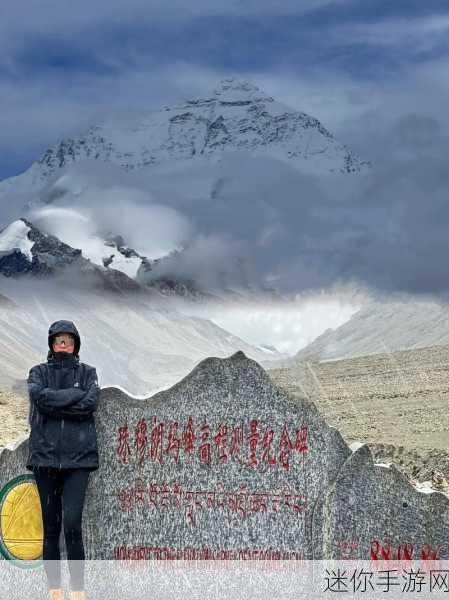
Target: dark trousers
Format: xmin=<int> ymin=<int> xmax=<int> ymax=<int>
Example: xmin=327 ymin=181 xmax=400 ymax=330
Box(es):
xmin=33 ymin=467 xmax=91 ymax=591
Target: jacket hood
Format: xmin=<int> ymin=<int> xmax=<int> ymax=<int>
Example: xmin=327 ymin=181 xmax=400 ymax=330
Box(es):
xmin=47 ymin=320 xmax=81 ymax=359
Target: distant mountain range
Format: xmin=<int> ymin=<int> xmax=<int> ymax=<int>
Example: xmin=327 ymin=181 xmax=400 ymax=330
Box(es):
xmin=271 ymin=298 xmax=449 ymax=365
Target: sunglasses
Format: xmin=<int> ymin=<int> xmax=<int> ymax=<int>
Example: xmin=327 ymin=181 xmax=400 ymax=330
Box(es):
xmin=53 ymin=336 xmax=75 ymax=347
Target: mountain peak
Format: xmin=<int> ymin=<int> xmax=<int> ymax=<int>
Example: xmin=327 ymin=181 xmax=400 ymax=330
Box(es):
xmin=0 ymin=77 xmax=370 ymax=202
xmin=212 ymin=78 xmax=273 ymax=104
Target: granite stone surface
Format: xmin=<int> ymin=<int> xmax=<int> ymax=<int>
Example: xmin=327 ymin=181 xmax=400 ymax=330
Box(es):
xmin=317 ymin=444 xmax=449 ymax=560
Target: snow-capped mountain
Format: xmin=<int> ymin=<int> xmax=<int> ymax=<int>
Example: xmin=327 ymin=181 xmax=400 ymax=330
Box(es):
xmin=0 ymin=218 xmax=143 ymax=290
xmin=0 ymin=78 xmax=369 ymax=203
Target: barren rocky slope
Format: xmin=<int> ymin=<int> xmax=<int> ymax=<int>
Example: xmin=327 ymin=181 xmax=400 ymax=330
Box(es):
xmin=268 ymin=343 xmax=449 ymax=485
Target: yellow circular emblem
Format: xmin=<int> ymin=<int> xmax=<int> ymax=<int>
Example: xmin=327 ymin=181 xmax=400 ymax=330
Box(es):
xmin=0 ymin=474 xmax=44 ymax=566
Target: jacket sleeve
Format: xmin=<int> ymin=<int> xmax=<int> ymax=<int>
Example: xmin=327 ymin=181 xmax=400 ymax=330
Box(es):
xmin=27 ymin=365 xmax=100 ymax=421
xmin=27 ymin=365 xmax=46 ymax=405
xmin=46 ymin=368 xmax=101 ymax=421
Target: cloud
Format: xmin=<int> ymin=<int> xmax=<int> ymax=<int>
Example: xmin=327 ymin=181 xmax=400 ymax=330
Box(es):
xmin=142 ymin=232 xmax=248 ymax=291
xmin=337 ymin=13 xmax=449 ymax=52
xmin=0 ymin=0 xmax=343 ymax=37
xmin=17 ymin=116 xmax=449 ymax=301
xmin=0 ymin=0 xmax=346 ymax=79
xmin=142 ymin=112 xmax=449 ymax=298
xmin=27 ymin=178 xmax=194 ymax=261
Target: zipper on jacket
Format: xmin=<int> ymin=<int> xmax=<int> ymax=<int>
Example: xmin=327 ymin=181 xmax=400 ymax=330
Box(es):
xmin=59 ymin=419 xmax=63 ymax=469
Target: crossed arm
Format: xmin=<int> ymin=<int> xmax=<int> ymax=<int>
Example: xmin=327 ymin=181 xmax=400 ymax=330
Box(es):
xmin=27 ymin=366 xmax=100 ymax=421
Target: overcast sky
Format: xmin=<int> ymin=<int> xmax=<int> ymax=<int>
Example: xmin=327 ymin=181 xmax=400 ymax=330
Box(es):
xmin=2 ymin=0 xmax=449 ymax=301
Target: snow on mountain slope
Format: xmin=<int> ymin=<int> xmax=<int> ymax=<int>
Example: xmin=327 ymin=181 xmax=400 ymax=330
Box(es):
xmin=0 ymin=217 xmax=150 ymax=292
xmin=0 ymin=78 xmax=369 ymax=205
xmin=282 ymin=298 xmax=449 ymax=364
xmin=0 ymin=220 xmax=34 ymax=261
xmin=0 ymin=216 xmax=255 ymax=302
xmin=0 ymin=279 xmax=286 ymax=395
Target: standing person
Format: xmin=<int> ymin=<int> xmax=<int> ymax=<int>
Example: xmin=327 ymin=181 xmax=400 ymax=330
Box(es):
xmin=26 ymin=320 xmax=100 ymax=600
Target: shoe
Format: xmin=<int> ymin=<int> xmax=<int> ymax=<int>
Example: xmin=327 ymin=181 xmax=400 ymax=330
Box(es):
xmin=70 ymin=592 xmax=85 ymax=600
xmin=49 ymin=590 xmax=64 ymax=600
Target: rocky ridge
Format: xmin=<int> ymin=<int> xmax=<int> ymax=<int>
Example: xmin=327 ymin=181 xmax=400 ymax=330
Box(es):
xmin=0 ymin=217 xmax=215 ymax=298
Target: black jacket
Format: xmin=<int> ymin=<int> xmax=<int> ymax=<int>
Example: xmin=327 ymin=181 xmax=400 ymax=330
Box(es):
xmin=26 ymin=320 xmax=100 ymax=471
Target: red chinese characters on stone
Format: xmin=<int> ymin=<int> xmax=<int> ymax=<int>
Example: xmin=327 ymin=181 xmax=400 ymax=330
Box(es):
xmin=116 ymin=424 xmax=132 ymax=464
xmin=135 ymin=418 xmax=148 ymax=466
xmin=214 ymin=423 xmax=229 ymax=464
xmin=199 ymin=421 xmax=211 ymax=465
xmin=115 ymin=416 xmax=310 ymax=470
xmin=149 ymin=417 xmax=164 ymax=464
xmin=279 ymin=423 xmax=294 ymax=470
xmin=247 ymin=420 xmax=260 ymax=468
xmin=295 ymin=425 xmax=309 ymax=453
xmin=261 ymin=427 xmax=276 ymax=466
xmin=165 ymin=422 xmax=181 ymax=463
xmin=182 ymin=417 xmax=196 ymax=456
xmin=229 ymin=422 xmax=244 ymax=464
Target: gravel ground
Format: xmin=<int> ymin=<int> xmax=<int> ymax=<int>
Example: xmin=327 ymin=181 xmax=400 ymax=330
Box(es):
xmin=0 ymin=389 xmax=29 ymax=449
xmin=267 ymin=344 xmax=449 ymax=490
